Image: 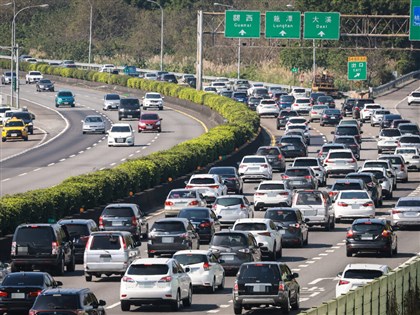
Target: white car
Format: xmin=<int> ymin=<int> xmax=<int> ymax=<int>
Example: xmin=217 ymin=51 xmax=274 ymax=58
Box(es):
xmin=247 ymin=82 xmax=265 ymax=96
xmin=290 ymin=87 xmax=307 ymax=99
xmin=370 ymin=109 xmax=391 ymax=126
xmin=324 ymin=149 xmax=358 ymax=176
xmin=292 ymin=157 xmax=327 ymax=186
xmin=238 ymin=155 xmax=273 ymax=181
xmin=408 ymin=91 xmax=420 ymax=105
xmin=103 ymin=93 xmax=121 ymax=110
xmin=173 ymin=250 xmax=225 ymax=293
xmin=291 ymin=97 xmax=311 ymax=114
xmin=164 ymin=189 xmax=207 ymax=217
xmin=256 ymin=99 xmax=279 ymax=117
xmin=391 ymin=197 xmax=420 ymax=227
xmin=185 ymin=174 xmax=227 ymax=197
xmin=144 ymin=72 xmax=158 ymax=80
xmin=99 ymin=64 xmax=116 ymax=73
xmin=142 ymin=92 xmax=164 ymax=110
xmin=203 ymin=86 xmax=217 ymax=94
xmin=212 ymin=195 xmax=254 ymax=227
xmin=333 ymin=190 xmax=375 ymax=221
xmin=360 ymin=103 xmax=382 ymax=122
xmin=360 ymin=167 xmax=394 ymax=199
xmin=362 ymin=159 xmax=397 ymax=187
xmin=107 ymin=123 xmax=135 ymax=147
xmin=120 ymin=258 xmax=192 ymax=312
xmin=253 ymin=180 xmax=292 ymax=211
xmin=394 ymin=147 xmax=420 ymax=171
xmin=378 ymin=154 xmax=408 ymax=183
xmin=211 ymin=81 xmax=228 ymax=92
xmin=82 ymin=115 xmax=106 ymax=134
xmin=336 ymin=264 xmax=391 ymax=297
xmin=399 ymin=135 xmax=420 ymax=149
xmin=25 ymin=71 xmax=43 ymax=84
xmin=232 ymin=218 xmax=282 ymax=260
xmin=377 ymin=128 xmax=401 ymax=153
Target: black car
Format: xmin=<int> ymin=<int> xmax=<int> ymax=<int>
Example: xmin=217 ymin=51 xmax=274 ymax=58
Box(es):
xmin=345 ymin=172 xmax=382 ymax=207
xmin=264 ymin=208 xmax=309 ymax=247
xmin=208 ymin=166 xmax=243 ymax=194
xmin=58 ymin=219 xmax=99 ymax=263
xmin=352 ymin=98 xmax=375 ymax=119
xmin=320 ymin=108 xmax=342 ymax=126
xmin=247 ymin=96 xmax=262 ymax=111
xmin=309 ymin=92 xmax=325 ymax=105
xmin=316 ymin=95 xmax=336 ymax=108
xmin=29 ymin=288 xmax=106 ymax=315
xmin=186 ymin=77 xmax=196 ymax=88
xmin=341 ymin=98 xmax=356 ymax=117
xmin=276 ymin=110 xmax=299 ymax=130
xmin=118 ymin=98 xmax=141 ymax=120
xmin=209 ymin=231 xmax=261 ymax=274
xmin=10 ymin=223 xmax=75 ymax=276
xmin=390 ymin=119 xmax=411 ymax=129
xmin=333 ymin=136 xmax=361 ymax=159
xmin=177 ymin=207 xmax=221 ymax=243
xmin=278 ymin=135 xmax=307 ymax=155
xmin=98 ymin=203 xmax=148 ymax=241
xmin=278 ymin=95 xmax=295 ymax=109
xmin=36 ymin=79 xmax=55 ymax=92
xmin=233 ymin=262 xmax=300 ymax=314
xmin=0 ymin=272 xmax=62 ymax=314
xmin=380 ymin=114 xmax=402 ymax=129
xmin=333 ymin=125 xmax=363 ymax=144
xmin=346 ymin=218 xmax=397 ymax=257
xmin=147 ymin=218 xmax=200 ymax=257
xmin=279 ymin=143 xmax=307 ymax=159
xmin=160 ymin=73 xmax=178 ymax=84
xmin=256 ymin=146 xmax=286 ymax=171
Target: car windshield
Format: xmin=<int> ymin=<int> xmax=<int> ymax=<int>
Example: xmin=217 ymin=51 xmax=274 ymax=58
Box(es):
xmin=151 ymin=222 xmax=186 ymax=233
xmin=285 ymin=168 xmax=310 ymax=176
xmin=85 ymin=116 xmax=103 ymax=123
xmin=233 ymin=93 xmax=247 ymax=98
xmin=39 ymin=79 xmax=51 ymax=84
xmin=258 ymin=183 xmax=285 ymax=190
xmin=384 ymin=115 xmax=402 ymax=121
xmin=396 ymin=200 xmax=420 ymax=207
xmin=400 ymin=136 xmax=420 ymax=143
xmin=2 ymin=273 xmax=44 ymax=286
xmin=15 ymin=227 xmax=53 ymax=244
xmin=328 ymin=152 xmax=353 ymax=159
xmin=340 ymin=191 xmax=370 ymax=199
xmin=58 ymin=92 xmax=72 ymax=97
xmin=257 ymin=148 xmax=279 ymax=155
xmin=215 ymin=197 xmax=243 ymax=206
xmin=239 ymin=264 xmax=280 ymax=282
xmin=102 ymin=207 xmax=134 ymax=217
xmin=145 ymin=94 xmax=161 ymax=99
xmin=352 ymin=222 xmax=384 ymax=233
xmin=324 ymin=109 xmax=341 ymax=115
xmin=234 ymin=223 xmax=267 ymax=231
xmin=106 ymin=94 xmax=120 ymax=100
xmin=335 ymin=137 xmax=356 ymax=144
xmin=211 ymin=234 xmax=247 ymax=247
xmin=396 ymin=149 xmax=416 ymax=154
xmin=265 ymin=209 xmax=297 ymax=221
xmin=168 ymin=190 xmax=196 ymax=199
xmin=242 ymin=157 xmax=266 ymax=163
xmin=127 ymin=264 xmax=168 ymax=275
xmin=110 ymin=126 xmax=131 ymax=133
xmin=63 ymin=224 xmax=90 ymax=237
xmin=174 ymin=254 xmax=207 ymax=265
xmin=6 ymin=120 xmax=24 ymax=127
xmin=178 ymin=209 xmax=209 ymax=219
xmin=411 ymin=92 xmax=420 ymax=97
xmin=32 ymin=295 xmax=80 ymax=309
xmin=90 ymin=235 xmax=121 ymax=250
xmin=343 ymin=269 xmax=384 ymax=279
xmin=295 ymin=192 xmax=323 ymax=205
xmin=141 ymin=114 xmax=159 ymax=120
xmin=313 ymin=105 xmax=328 ymax=110
xmin=381 ymin=129 xmax=401 ymax=137
xmin=293 ymin=159 xmax=318 ymax=167
xmin=332 ymin=182 xmax=362 ymax=190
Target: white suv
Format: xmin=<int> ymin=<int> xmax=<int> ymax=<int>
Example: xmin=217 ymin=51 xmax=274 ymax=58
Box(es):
xmin=238 ymin=155 xmax=273 ymax=181
xmin=408 ymin=91 xmax=420 ymax=106
xmin=324 ymin=149 xmax=358 ymax=176
xmin=360 ymin=103 xmax=382 ymax=122
xmin=185 ymin=174 xmax=227 ymax=197
xmin=142 ymin=92 xmax=164 ymax=110
xmin=120 ymin=258 xmax=192 ymax=312
xmin=253 ymin=180 xmax=292 ymax=211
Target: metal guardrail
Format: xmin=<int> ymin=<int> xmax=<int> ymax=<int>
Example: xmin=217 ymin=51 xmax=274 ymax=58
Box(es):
xmin=371 ymin=69 xmax=420 ymax=97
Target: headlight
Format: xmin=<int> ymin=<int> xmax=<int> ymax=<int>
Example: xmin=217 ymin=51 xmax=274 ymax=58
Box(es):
xmin=28 ymin=122 xmax=33 ymax=126
xmin=39 ymin=85 xmax=44 ymax=88
xmin=156 ymin=121 xmax=161 ymax=125
xmin=139 ymin=122 xmax=146 ymax=126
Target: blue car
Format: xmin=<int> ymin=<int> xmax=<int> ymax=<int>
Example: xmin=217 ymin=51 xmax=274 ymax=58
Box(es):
xmin=232 ymin=92 xmax=248 ymax=103
xmin=55 ymin=90 xmax=75 ymax=107
xmin=278 ymin=95 xmax=294 ymax=109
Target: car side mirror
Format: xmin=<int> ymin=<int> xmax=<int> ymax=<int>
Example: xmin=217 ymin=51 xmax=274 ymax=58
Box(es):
xmin=99 ymin=300 xmax=106 ymax=306
xmin=134 ymin=240 xmax=141 ymax=247
xmin=160 ymin=118 xmax=163 ymax=121
xmin=292 ymin=272 xmax=299 ymax=279
xmin=162 ymin=97 xmax=165 ymax=99
xmin=217 ymin=215 xmax=222 ymax=219
xmin=337 ymin=272 xmax=343 ymax=277
xmin=331 ymin=131 xmax=335 ymax=134
xmin=360 ymin=131 xmax=364 ymax=134
xmin=304 ymin=218 xmax=310 ymax=223
xmin=184 ymin=180 xmax=188 ymax=185
xmin=55 ymin=280 xmax=63 ymax=286
xmin=258 ymin=242 xmax=264 ymax=247
xmin=184 ymin=267 xmax=191 ymax=273
xmin=81 ymin=120 xmax=84 ymax=123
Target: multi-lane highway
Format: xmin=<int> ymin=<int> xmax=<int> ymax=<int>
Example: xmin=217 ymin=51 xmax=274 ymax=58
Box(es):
xmin=1 ymin=77 xmax=419 ymax=315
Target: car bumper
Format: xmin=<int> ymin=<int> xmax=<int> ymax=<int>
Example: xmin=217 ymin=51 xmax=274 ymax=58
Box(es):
xmin=147 ymin=243 xmax=192 ymax=255
xmin=346 ymin=239 xmax=392 ymax=252
xmin=0 ymin=300 xmax=34 ymax=313
xmin=325 ymin=166 xmax=357 ymax=174
xmin=83 ymin=127 xmax=105 ymax=133
xmin=108 ymin=139 xmax=134 ymax=146
xmin=12 ymin=257 xmax=60 ymax=268
xmin=234 ymin=294 xmax=287 ymax=306
xmin=85 ymin=262 xmax=128 ymax=273
xmin=335 ymin=207 xmax=375 ymax=219
xmin=240 ymin=173 xmax=272 ymax=180
xmin=255 ymin=200 xmax=290 ymax=209
xmin=121 ymin=285 xmax=175 ymax=303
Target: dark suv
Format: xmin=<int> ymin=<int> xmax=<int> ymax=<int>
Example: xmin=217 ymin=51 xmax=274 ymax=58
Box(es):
xmin=276 ymin=110 xmax=298 ymax=129
xmin=118 ymin=98 xmax=141 ymax=120
xmin=99 ymin=203 xmax=149 ymax=241
xmin=208 ymin=166 xmax=243 ymax=194
xmin=341 ymin=98 xmax=356 ymax=117
xmin=10 ymin=223 xmax=75 ymax=276
xmin=233 ymin=262 xmax=300 ymax=314
xmin=177 ymin=207 xmax=221 ymax=243
xmin=352 ymin=98 xmax=375 ymax=119
xmin=256 ymin=146 xmax=286 ymax=171
xmin=29 ymin=288 xmax=106 ymax=315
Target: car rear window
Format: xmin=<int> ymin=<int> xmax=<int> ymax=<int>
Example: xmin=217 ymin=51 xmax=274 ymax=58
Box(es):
xmin=2 ymin=273 xmax=44 ymax=286
xmin=239 ymin=264 xmax=280 ymax=282
xmin=141 ymin=114 xmax=159 ymax=120
xmin=411 ymin=92 xmax=420 ymax=97
xmin=345 ymin=175 xmax=371 ymax=184
xmin=127 ymin=264 xmax=168 ymax=275
xmin=380 ymin=129 xmax=401 ymax=137
xmin=364 ymin=162 xmax=387 ymax=168
xmin=340 ymin=191 xmax=370 ymax=199
xmin=242 ymin=157 xmax=266 ymax=163
xmin=396 ymin=199 xmax=420 ymax=207
xmin=379 ymin=156 xmax=404 ymax=164
xmin=285 ymin=168 xmax=310 ymax=176
xmin=209 ymin=167 xmax=235 ymax=176
xmin=289 ymin=118 xmax=307 ymax=124
xmin=257 ymin=148 xmax=280 ymax=155
xmin=265 ymin=209 xmax=297 ymax=221
xmin=15 ymin=227 xmax=53 ymax=244
xmin=174 ymin=254 xmax=208 ymax=265
xmin=151 ymin=222 xmax=186 ymax=233
xmin=362 ymin=170 xmax=385 ymax=180
xmin=233 ymin=92 xmax=247 ymax=98
xmin=294 ymin=89 xmax=305 ymax=93
xmin=105 ymin=94 xmax=120 ymax=100
xmin=321 ymin=145 xmax=345 ymax=153
xmin=279 ymin=109 xmax=297 ymax=116
xmin=295 ymin=192 xmax=323 ymax=205
xmin=332 ymin=182 xmax=362 ymax=190
xmin=63 ymin=224 xmax=90 ymax=238
xmin=102 ymin=207 xmax=134 ymax=217
xmin=258 ymin=183 xmax=285 ymax=190
xmin=215 ymin=197 xmax=243 ymax=206
xmin=32 ymin=295 xmax=80 ymax=309
xmin=384 ymin=114 xmax=402 ymax=121
xmin=335 ymin=137 xmax=356 ymax=144
xmin=343 ymin=269 xmax=384 ymax=279
xmin=288 ymin=125 xmax=306 ymax=131
xmin=324 ymin=109 xmax=340 ymax=115
xmin=234 ymin=223 xmax=267 ymax=231
xmin=396 ymin=149 xmax=416 ymax=154
xmin=212 ymin=234 xmax=247 ymax=247
xmin=90 ymin=235 xmax=121 ymax=250
xmin=352 ymin=222 xmax=384 ymax=233
xmin=400 ymin=136 xmax=420 ymax=143
xmin=366 ymin=105 xmax=381 ymax=109
xmin=178 ymin=209 xmax=209 ymax=219
xmin=168 ymin=190 xmax=196 ymax=199
xmin=189 ymin=178 xmax=216 ymax=185
xmin=336 ymin=127 xmax=358 ymax=135
xmin=328 ymin=152 xmax=353 ymax=159
xmin=293 ymin=159 xmax=318 ymax=167
xmin=399 ymin=125 xmax=419 ymax=131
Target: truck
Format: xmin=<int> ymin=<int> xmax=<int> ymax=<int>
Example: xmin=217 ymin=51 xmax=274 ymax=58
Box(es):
xmin=123 ymin=65 xmax=140 ymax=77
xmin=25 ymin=71 xmax=43 ymax=84
xmin=311 ymin=71 xmax=339 ymax=98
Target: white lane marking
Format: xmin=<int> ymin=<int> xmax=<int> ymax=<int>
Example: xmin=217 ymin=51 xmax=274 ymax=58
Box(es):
xmin=59 ymin=158 xmax=66 ymax=162
xmin=147 ymin=142 xmax=151 ymax=146
xmin=99 ymin=167 xmax=105 ymax=171
xmin=310 ymin=292 xmax=321 ymax=297
xmin=331 ymin=246 xmax=340 ymax=249
xmin=18 ymin=173 xmax=27 ymax=177
xmin=48 ymin=163 xmax=55 ymax=166
xmin=79 ymin=151 xmax=84 ymax=154
xmin=308 ymin=277 xmax=336 ymax=285
xmin=1 ymin=178 xmax=10 ymax=182
xmin=35 ymin=126 xmax=49 ymax=146
xmin=313 ymin=257 xmax=322 ymax=260
xmin=308 ymin=287 xmax=319 ymax=291
xmin=292 ymin=268 xmax=301 ymax=271
xmin=129 ymin=154 xmax=134 ymax=157
xmin=298 ymin=264 xmax=308 ymax=268
xmin=69 ymin=154 xmax=76 ymax=158
xmin=336 ymin=242 xmax=345 ymax=245
xmin=300 ymin=298 xmax=310 ymax=302
xmin=121 ymin=158 xmax=126 ymax=162
xmin=105 ymin=302 xmax=120 ymax=309
xmin=86 ymin=147 xmax=92 ymax=150
xmin=325 ymin=249 xmax=335 ymax=252
xmin=318 ymin=253 xmax=328 ymax=256
xmin=33 ymin=168 xmax=41 ymax=172
xmin=220 ymin=305 xmax=230 ymax=308
xmin=306 ymin=261 xmax=315 ymax=264
xmin=110 ymin=163 xmax=116 ymax=166
xmin=207 ymin=310 xmax=220 ymax=313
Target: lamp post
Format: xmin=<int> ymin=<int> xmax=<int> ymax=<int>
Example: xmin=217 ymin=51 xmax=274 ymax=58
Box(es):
xmin=12 ymin=3 xmax=48 ymax=108
xmin=147 ymin=0 xmax=163 ymax=72
xmin=88 ymin=0 xmax=93 ymax=64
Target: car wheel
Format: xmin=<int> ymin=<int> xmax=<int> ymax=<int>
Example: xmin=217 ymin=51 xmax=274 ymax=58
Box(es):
xmin=403 ymin=177 xmax=408 ymax=183
xmin=304 ymin=232 xmax=309 ymax=245
xmin=138 ymin=129 xmax=141 ymax=133
xmin=121 ymin=301 xmax=130 ymax=312
xmin=159 ymin=107 xmax=163 ymax=111
xmin=346 ymin=249 xmax=353 ymax=257
xmin=233 ymin=303 xmax=242 ymax=315
xmin=282 ymin=294 xmax=291 ymax=314
xmin=142 ymin=225 xmax=149 ymax=239
xmin=385 ymin=245 xmax=393 ymax=258
xmin=270 ymin=242 xmax=277 ymax=260
xmin=387 ymin=191 xmax=393 ymax=200
xmin=71 ymin=104 xmax=75 ymax=108
xmin=171 ymin=290 xmax=182 ymax=311
xmin=320 ymin=123 xmax=324 ymax=127
xmin=23 ymin=136 xmax=28 ymax=141
xmin=54 ymin=258 xmax=65 ymax=276
xmin=218 ymin=273 xmax=225 ymax=290
xmin=208 ymin=278 xmax=216 ymax=293
xmin=85 ymin=274 xmax=92 ymax=282
xmin=55 ymin=104 xmax=59 ymax=108
xmin=298 ymin=236 xmax=304 ymax=248
xmin=277 ymin=243 xmax=282 ymax=258
xmin=324 ymin=219 xmax=331 ymax=231
xmin=118 ymin=116 xmax=121 ymax=121
xmin=291 ymin=290 xmax=300 ymax=310
xmin=67 ymin=254 xmax=76 ymax=272
xmin=10 ymin=263 xmax=19 ymax=273
xmin=1 ymin=138 xmax=6 ymax=142
xmin=158 ymin=128 xmax=162 ymax=133
xmin=183 ymin=286 xmax=192 ymax=307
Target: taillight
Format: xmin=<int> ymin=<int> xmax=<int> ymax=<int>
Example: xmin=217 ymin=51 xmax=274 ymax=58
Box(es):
xmin=304 ymin=175 xmax=311 ymax=179
xmin=28 ymin=290 xmax=42 ymax=297
xmin=346 ymin=229 xmax=354 ymax=237
xmin=392 ymin=209 xmax=401 ymax=214
xmin=401 ymin=163 xmax=405 ymax=171
xmin=98 ymin=216 xmax=104 ymax=228
xmin=350 ymin=158 xmax=356 ymax=162
xmin=185 ymin=185 xmax=193 ymax=189
xmin=52 ymin=241 xmax=59 ymax=255
xmin=209 ymin=185 xmax=219 ymax=189
xmin=11 ymin=241 xmax=16 ymax=256
xmin=0 ymin=291 xmax=7 ymax=297
xmin=279 ymin=192 xmax=289 ymax=196
xmin=311 ymin=111 xmax=316 ymax=114
xmin=199 ymin=221 xmax=212 ymax=228
xmin=122 ymin=276 xmax=135 ymax=283
xmin=323 ymin=115 xmax=328 ymax=118
xmin=258 ymin=232 xmax=271 ymax=236
xmin=278 ymin=282 xmax=285 ymax=291
xmin=255 ymin=192 xmax=266 ymax=196
xmin=363 ymin=202 xmax=374 ymax=207
xmin=329 ymin=191 xmax=337 ymax=197
xmin=239 ymin=164 xmax=245 ymax=168
xmin=281 ymin=175 xmax=289 ymax=179
xmin=121 ymin=236 xmax=127 ymax=250
xmin=165 ymin=201 xmax=174 ymax=206
xmin=382 ymin=230 xmax=391 ymax=237
xmin=262 ymin=164 xmax=268 ymax=168
xmin=240 ymin=204 xmax=247 ymax=210
xmin=278 ymin=154 xmax=283 ymax=159
xmin=189 ymin=200 xmax=199 ymax=206
xmin=339 ymin=280 xmax=350 ymax=285
xmin=203 ymin=262 xmax=210 ymax=271
xmin=325 ymin=159 xmax=331 ymax=163
xmin=29 ymin=311 xmax=36 ymax=315
xmin=131 ymin=216 xmax=138 ymax=226
xmin=337 ymin=202 xmax=348 ymax=207
xmin=233 ymin=281 xmax=238 ymax=293
xmin=159 ymin=276 xmax=172 ymax=282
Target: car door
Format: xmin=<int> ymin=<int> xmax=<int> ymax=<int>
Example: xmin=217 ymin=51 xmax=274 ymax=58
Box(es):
xmin=136 ymin=206 xmax=148 ymax=235
xmin=209 ymin=253 xmax=224 ymax=285
xmin=243 ymin=197 xmax=253 ymax=218
xmin=210 ymin=210 xmax=221 ymax=233
xmin=248 ymin=234 xmax=261 ymax=261
xmin=125 ymin=235 xmax=139 ymax=264
xmin=281 ymin=264 xmax=299 ymax=300
xmin=174 ymin=261 xmax=189 ymax=299
xmin=296 ymin=210 xmax=309 ymax=240
xmin=269 ymin=220 xmax=282 ymax=251
xmin=187 ymin=222 xmax=199 ymax=248
xmin=58 ymin=226 xmax=73 ymax=265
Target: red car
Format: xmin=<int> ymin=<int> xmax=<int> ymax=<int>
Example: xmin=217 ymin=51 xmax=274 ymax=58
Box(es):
xmin=138 ymin=113 xmax=162 ymax=132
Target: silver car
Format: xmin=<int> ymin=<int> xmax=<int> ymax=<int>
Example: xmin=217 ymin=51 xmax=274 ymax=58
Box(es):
xmin=399 ymin=135 xmax=420 ymax=149
xmin=371 ymin=109 xmax=391 ymax=126
xmin=213 ymin=195 xmax=254 ymax=227
xmin=378 ymin=154 xmax=408 ymax=183
xmin=82 ymin=115 xmax=106 ymax=134
xmin=164 ymin=189 xmax=207 ymax=217
xmin=309 ymin=104 xmax=329 ymax=122
xmin=292 ymin=157 xmax=327 ymax=186
xmin=391 ymin=197 xmax=420 ymax=227
xmin=103 ymin=93 xmax=120 ymax=110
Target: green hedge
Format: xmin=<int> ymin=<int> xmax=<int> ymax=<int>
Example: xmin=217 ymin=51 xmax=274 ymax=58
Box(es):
xmin=0 ymin=60 xmax=259 ymax=235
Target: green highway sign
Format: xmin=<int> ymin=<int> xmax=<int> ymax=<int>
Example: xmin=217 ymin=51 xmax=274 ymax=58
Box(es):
xmin=225 ymin=10 xmax=261 ymax=38
xmin=348 ymin=56 xmax=367 ymax=81
xmin=291 ymin=67 xmax=299 ymax=73
xmin=265 ymin=11 xmax=301 ymax=39
xmin=410 ymin=0 xmax=420 ymax=41
xmin=303 ymin=12 xmax=340 ymax=40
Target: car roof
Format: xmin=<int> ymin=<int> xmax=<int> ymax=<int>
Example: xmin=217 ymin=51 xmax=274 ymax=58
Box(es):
xmin=132 ymin=258 xmax=173 ymax=265
xmin=346 ymin=172 xmax=373 ymax=177
xmin=396 ymin=196 xmax=420 ymax=201
xmin=216 ymin=195 xmax=244 ymax=199
xmin=111 ymin=123 xmax=131 ymax=127
xmin=242 ymin=155 xmax=267 ymax=158
xmin=214 ymin=230 xmax=250 ymax=236
xmin=327 ymin=149 xmax=354 ymax=153
xmin=190 ymin=174 xmax=218 ymax=179
xmin=265 ymin=207 xmax=299 ymax=212
xmin=41 ymin=288 xmax=89 ymax=295
xmin=58 ymin=219 xmax=93 ymax=224
xmin=173 ymin=249 xmax=212 ymax=255
xmin=259 ymin=180 xmax=285 ymax=185
xmin=90 ymin=231 xmax=132 ymax=236
xmin=234 ymin=218 xmax=271 ymax=224
xmin=360 ymin=167 xmax=386 ymax=172
xmin=343 ymin=263 xmax=389 ymax=272
xmin=154 ymin=218 xmax=190 ymax=224
xmin=105 ymin=203 xmax=136 ymax=208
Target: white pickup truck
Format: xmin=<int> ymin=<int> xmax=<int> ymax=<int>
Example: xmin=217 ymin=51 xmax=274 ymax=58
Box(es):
xmin=25 ymin=71 xmax=43 ymax=84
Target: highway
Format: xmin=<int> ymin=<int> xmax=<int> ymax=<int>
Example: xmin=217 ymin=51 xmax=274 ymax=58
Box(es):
xmin=35 ymin=80 xmax=420 ymax=315
xmin=0 ymin=81 xmax=208 ymax=196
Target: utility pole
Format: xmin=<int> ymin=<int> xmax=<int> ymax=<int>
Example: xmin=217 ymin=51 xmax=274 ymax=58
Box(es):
xmin=196 ymin=10 xmax=203 ymax=91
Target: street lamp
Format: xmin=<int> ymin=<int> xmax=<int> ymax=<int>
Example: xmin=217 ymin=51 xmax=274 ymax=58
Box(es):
xmin=88 ymin=0 xmax=93 ymax=64
xmin=12 ymin=3 xmax=48 ymax=108
xmin=147 ymin=0 xmax=163 ymax=72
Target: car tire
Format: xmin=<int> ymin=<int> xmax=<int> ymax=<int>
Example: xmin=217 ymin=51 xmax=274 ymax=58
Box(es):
xmin=183 ymin=286 xmax=192 ymax=307
xmin=270 ymin=243 xmax=277 ymax=260
xmin=10 ymin=263 xmax=19 ymax=273
xmin=298 ymin=236 xmax=304 ymax=248
xmin=233 ymin=303 xmax=242 ymax=315
xmin=55 ymin=104 xmax=59 ymax=108
xmin=277 ymin=243 xmax=282 ymax=258
xmin=138 ymin=129 xmax=141 ymax=133
xmin=291 ymin=290 xmax=300 ymax=310
xmin=1 ymin=138 xmax=6 ymax=142
xmin=218 ymin=273 xmax=225 ymax=290
xmin=208 ymin=278 xmax=216 ymax=293
xmin=118 ymin=116 xmax=122 ymax=121
xmin=121 ymin=301 xmax=130 ymax=312
xmin=148 ymin=253 xmax=154 ymax=258
xmin=320 ymin=123 xmax=324 ymax=127
xmin=346 ymin=249 xmax=353 ymax=257
xmin=159 ymin=107 xmax=163 ymax=111
xmin=385 ymin=246 xmax=393 ymax=258
xmin=282 ymin=295 xmax=291 ymax=314
xmin=71 ymin=104 xmax=75 ymax=108
xmin=393 ymin=243 xmax=398 ymax=255
xmin=324 ymin=219 xmax=331 ymax=231
xmin=171 ymin=291 xmax=182 ymax=311
xmin=67 ymin=254 xmax=76 ymax=272
xmin=85 ymin=274 xmax=92 ymax=282
xmin=304 ymin=232 xmax=309 ymax=245
xmin=23 ymin=136 xmax=28 ymax=141
xmin=158 ymin=128 xmax=162 ymax=133
xmin=54 ymin=258 xmax=65 ymax=276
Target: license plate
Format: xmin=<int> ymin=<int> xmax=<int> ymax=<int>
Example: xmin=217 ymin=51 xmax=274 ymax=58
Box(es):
xmin=146 ymin=126 xmax=153 ymax=129
xmin=64 ymin=102 xmax=69 ymax=105
xmin=11 ymin=133 xmax=17 ymax=137
xmin=361 ymin=234 xmax=373 ymax=240
xmin=303 ymin=210 xmax=317 ymax=216
xmin=290 ymin=180 xmax=303 ymax=185
xmin=127 ymin=115 xmax=132 ymax=118
xmin=162 ymin=237 xmax=174 ymax=243
xmin=253 ymin=284 xmax=266 ymax=292
xmin=116 ymin=138 xmax=124 ymax=143
xmin=112 ymin=221 xmax=124 ymax=226
xmin=279 ymin=229 xmax=285 ymax=234
xmin=222 ymin=255 xmax=235 ymax=261
xmin=11 ymin=293 xmax=25 ymax=299
xmin=137 ymin=281 xmax=154 ymax=288
xmin=331 ymin=116 xmax=336 ymax=119
xmin=249 ymin=167 xmax=259 ymax=171
xmin=404 ymin=212 xmax=419 ymax=217
xmin=352 ymin=204 xmax=360 ymax=209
